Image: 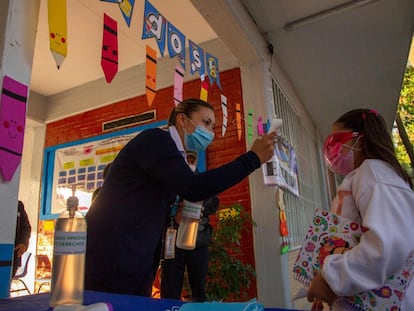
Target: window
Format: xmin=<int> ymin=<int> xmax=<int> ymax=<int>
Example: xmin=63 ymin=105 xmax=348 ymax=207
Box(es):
xmin=271 ymin=80 xmax=324 ymax=248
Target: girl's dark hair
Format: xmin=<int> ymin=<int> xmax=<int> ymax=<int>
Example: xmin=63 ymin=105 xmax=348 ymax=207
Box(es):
xmin=168 ymin=98 xmax=214 ymax=126
xmin=336 ymin=108 xmax=412 ymax=188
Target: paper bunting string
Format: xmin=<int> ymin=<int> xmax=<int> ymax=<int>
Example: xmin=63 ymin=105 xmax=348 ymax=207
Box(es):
xmin=0 ymin=76 xmax=28 ymax=181
xmin=101 ymin=0 xmax=135 ymax=27
xmin=221 ymin=95 xmax=228 ymax=137
xmin=206 ymin=52 xmax=222 ymax=90
xmin=145 ymin=45 xmax=157 ymax=107
xmin=101 ymin=14 xmax=118 ymax=83
xmin=200 ymin=80 xmax=208 ymax=101
xmin=236 ymin=103 xmax=242 ymax=140
xmin=141 ymin=0 xmax=166 ymax=56
xmin=173 ymin=65 xmax=184 ymax=106
xmin=189 ymin=40 xmax=205 ymax=80
xmin=257 ymin=116 xmax=264 ymax=136
xmin=247 ymin=109 xmax=253 ymax=144
xmin=48 ymin=0 xmax=67 ymax=69
xmin=167 ymin=22 xmax=186 ymax=70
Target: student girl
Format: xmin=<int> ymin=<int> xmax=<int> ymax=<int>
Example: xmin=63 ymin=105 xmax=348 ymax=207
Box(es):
xmin=307 ymin=109 xmax=414 ymax=310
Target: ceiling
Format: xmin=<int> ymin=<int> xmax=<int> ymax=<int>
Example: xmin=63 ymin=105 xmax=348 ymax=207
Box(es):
xmin=239 ymin=0 xmax=414 ymax=137
xmin=30 ymin=0 xmax=218 ymax=96
xmin=30 ymin=0 xmax=414 ymax=139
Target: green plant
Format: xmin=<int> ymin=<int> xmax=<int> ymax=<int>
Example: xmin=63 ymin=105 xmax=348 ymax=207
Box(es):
xmin=206 ymin=203 xmax=256 ymax=301
xmin=395 ymin=65 xmax=414 ymax=177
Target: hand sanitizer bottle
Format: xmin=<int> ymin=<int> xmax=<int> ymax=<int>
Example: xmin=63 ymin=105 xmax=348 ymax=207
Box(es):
xmin=50 ymin=195 xmax=87 ymax=307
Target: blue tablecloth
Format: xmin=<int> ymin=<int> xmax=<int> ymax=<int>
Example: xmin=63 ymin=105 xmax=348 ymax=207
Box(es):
xmin=0 ymin=291 xmax=303 ymax=311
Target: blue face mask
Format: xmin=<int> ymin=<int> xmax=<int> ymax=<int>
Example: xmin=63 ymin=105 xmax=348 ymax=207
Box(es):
xmin=184 ymin=118 xmax=214 ymax=151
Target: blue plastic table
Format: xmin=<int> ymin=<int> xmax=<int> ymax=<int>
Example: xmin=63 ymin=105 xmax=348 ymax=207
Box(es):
xmin=0 ymin=291 xmax=304 ymax=311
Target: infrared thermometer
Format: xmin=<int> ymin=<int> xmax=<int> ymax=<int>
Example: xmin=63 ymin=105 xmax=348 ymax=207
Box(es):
xmin=267 ymin=118 xmax=283 ymax=134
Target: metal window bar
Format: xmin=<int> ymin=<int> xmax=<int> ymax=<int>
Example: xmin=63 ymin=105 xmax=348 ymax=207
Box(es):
xmin=271 ymin=80 xmax=324 ymax=248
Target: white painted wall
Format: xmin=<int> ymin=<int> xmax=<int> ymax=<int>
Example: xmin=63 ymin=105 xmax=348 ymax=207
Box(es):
xmin=16 ymin=119 xmax=45 ymax=294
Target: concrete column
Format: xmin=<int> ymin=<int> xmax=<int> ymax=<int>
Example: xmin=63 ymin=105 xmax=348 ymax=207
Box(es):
xmin=190 ymin=0 xmax=293 ymax=308
xmin=0 ymin=0 xmax=40 ymax=297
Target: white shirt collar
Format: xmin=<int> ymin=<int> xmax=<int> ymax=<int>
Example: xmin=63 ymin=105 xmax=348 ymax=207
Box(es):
xmin=168 ymin=125 xmax=185 ymax=158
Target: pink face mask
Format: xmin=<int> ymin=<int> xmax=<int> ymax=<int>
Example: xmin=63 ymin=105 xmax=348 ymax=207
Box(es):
xmin=323 ymin=132 xmax=361 ymax=175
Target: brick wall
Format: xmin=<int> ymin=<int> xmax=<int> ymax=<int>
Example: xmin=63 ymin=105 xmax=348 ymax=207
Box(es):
xmin=45 ymin=68 xmax=257 ymax=298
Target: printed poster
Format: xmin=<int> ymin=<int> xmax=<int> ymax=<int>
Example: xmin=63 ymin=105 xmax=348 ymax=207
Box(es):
xmin=51 ymin=132 xmax=139 ymax=214
xmin=262 ymin=139 xmax=299 ymax=197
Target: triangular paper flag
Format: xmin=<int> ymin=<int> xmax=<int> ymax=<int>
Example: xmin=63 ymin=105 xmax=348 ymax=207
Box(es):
xmin=101 ymin=0 xmax=135 ymax=27
xmin=141 ymin=0 xmax=166 ymax=56
xmin=167 ymin=21 xmax=186 ymax=70
xmin=189 ymin=40 xmax=205 ymax=81
xmin=206 ymin=52 xmax=222 ymax=90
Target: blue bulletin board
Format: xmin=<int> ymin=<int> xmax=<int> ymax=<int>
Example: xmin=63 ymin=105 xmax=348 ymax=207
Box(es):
xmin=40 ymin=120 xmax=206 ymax=220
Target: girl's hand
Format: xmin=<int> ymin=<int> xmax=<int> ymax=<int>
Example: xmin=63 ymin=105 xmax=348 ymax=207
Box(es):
xmin=15 ymin=243 xmax=27 ymax=257
xmin=311 ymin=299 xmax=324 ymax=311
xmin=307 ymin=274 xmax=338 ymax=306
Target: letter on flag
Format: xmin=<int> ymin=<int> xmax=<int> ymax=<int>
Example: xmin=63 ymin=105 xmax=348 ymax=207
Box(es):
xmin=142 ymin=0 xmax=166 ymax=57
xmin=189 ymin=40 xmax=205 ymax=80
xmin=167 ymin=22 xmax=186 ymax=71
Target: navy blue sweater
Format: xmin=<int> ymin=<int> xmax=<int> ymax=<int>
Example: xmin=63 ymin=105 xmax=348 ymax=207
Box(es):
xmin=85 ymin=128 xmax=260 ymax=296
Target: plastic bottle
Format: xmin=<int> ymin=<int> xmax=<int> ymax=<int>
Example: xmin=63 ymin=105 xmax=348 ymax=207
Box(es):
xmin=50 ymin=196 xmax=87 ymax=307
xmin=176 ymin=200 xmax=203 ymax=250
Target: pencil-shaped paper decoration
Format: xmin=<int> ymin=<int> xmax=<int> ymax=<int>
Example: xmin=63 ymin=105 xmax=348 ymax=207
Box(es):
xmin=0 ymin=76 xmax=28 ymax=181
xmin=146 ymin=45 xmax=157 ymax=106
xmin=221 ymin=95 xmax=228 ymax=137
xmin=247 ymin=109 xmax=253 ymax=144
xmin=173 ymin=65 xmax=184 ymax=106
xmin=48 ymin=0 xmax=67 ymax=69
xmin=101 ymin=14 xmax=118 ymax=83
xmin=200 ymin=80 xmax=208 ymax=101
xmin=236 ymin=103 xmax=242 ymax=140
xmin=257 ymin=116 xmax=264 ymax=136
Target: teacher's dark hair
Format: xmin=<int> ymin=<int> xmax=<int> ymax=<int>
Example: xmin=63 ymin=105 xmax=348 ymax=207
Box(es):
xmin=168 ymin=98 xmax=214 ymax=126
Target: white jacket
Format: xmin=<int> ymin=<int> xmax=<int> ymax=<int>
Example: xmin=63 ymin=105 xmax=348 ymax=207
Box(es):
xmin=322 ymin=159 xmax=414 ymax=310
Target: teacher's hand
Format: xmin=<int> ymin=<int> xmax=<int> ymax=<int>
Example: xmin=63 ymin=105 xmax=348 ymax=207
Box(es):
xmin=250 ymin=132 xmax=277 ymax=163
